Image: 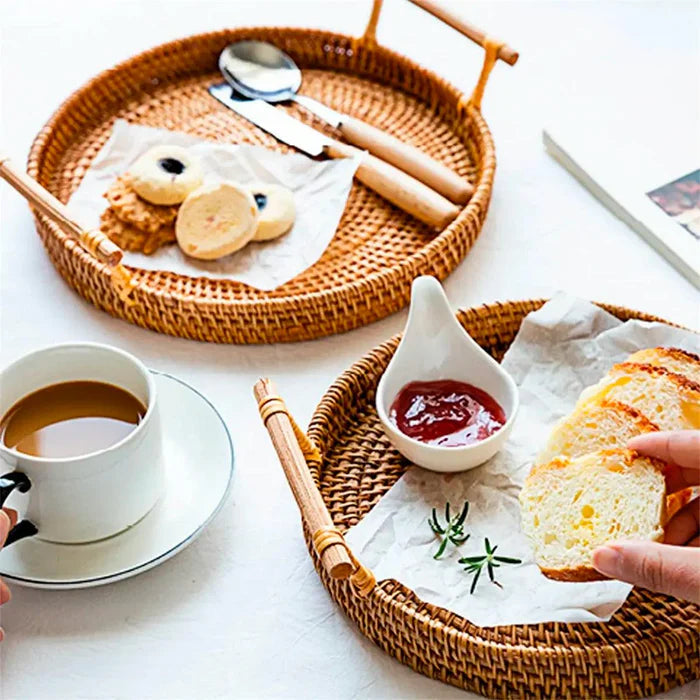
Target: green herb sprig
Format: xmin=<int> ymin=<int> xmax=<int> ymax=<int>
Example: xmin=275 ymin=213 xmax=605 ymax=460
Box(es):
xmin=459 ymin=538 xmax=522 ymax=594
xmin=428 ymin=501 xmax=470 ymax=559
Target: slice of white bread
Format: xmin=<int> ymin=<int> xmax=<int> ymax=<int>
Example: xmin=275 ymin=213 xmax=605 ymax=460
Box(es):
xmin=626 ymin=347 xmax=700 ymax=386
xmin=519 ymin=449 xmax=666 ymax=582
xmin=576 ymin=363 xmax=700 ymax=431
xmin=535 ymin=399 xmax=659 ymax=466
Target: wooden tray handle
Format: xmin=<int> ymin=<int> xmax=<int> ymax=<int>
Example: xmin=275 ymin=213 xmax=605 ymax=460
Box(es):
xmin=0 ymin=153 xmax=137 ymax=302
xmin=254 ymin=378 xmax=376 ymax=597
xmin=362 ymin=0 xmax=518 ymax=110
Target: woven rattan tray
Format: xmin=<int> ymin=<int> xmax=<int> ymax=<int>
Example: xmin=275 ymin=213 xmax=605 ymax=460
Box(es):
xmin=257 ymin=300 xmax=699 ymax=699
xmin=26 ymin=0 xmax=516 ymax=344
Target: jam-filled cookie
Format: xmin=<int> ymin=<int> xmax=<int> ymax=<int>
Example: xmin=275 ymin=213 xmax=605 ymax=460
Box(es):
xmin=104 ymin=176 xmax=179 ymax=234
xmin=128 ymin=146 xmax=204 ymax=205
xmin=175 ymin=182 xmax=259 ymax=260
xmin=250 ymin=183 xmax=296 ymax=241
xmin=100 ymin=207 xmax=176 ymax=255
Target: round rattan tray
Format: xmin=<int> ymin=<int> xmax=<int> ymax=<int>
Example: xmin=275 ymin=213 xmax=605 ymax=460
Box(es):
xmin=27 ymin=1 xmax=512 ymax=344
xmin=293 ymin=300 xmax=698 ymax=698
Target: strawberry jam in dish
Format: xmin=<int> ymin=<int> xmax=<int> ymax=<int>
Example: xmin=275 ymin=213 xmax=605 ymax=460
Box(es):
xmin=389 ymin=379 xmax=506 ymax=447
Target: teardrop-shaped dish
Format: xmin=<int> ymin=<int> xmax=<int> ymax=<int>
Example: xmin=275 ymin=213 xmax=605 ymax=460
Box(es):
xmin=376 ymin=276 xmax=519 ymax=472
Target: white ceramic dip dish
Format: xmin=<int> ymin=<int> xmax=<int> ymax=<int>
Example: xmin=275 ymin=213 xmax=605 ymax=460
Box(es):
xmin=376 ymin=276 xmax=519 ymax=472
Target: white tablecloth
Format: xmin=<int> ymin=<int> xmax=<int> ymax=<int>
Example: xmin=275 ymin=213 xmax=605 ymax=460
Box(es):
xmin=0 ymin=1 xmax=698 ymax=698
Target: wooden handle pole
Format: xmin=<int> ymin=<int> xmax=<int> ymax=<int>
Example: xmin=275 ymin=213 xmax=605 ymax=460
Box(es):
xmin=326 ymin=141 xmax=459 ymax=229
xmin=338 ymin=116 xmax=473 ymax=204
xmin=254 ymin=379 xmax=354 ymax=580
xmin=407 ymin=0 xmax=519 ymax=65
xmin=0 ymin=154 xmax=123 ymax=266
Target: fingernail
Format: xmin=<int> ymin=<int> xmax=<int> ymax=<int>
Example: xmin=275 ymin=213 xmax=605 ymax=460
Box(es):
xmin=592 ymin=546 xmax=622 ymax=576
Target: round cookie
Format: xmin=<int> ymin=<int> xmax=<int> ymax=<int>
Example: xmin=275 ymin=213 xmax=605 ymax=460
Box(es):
xmin=250 ymin=183 xmax=296 ymax=241
xmin=129 ymin=146 xmax=204 ymax=205
xmin=175 ymin=182 xmax=259 ymax=260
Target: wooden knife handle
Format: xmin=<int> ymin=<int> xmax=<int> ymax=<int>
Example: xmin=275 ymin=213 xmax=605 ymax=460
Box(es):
xmin=338 ymin=116 xmax=473 ymax=204
xmin=326 ymin=142 xmax=460 ymax=229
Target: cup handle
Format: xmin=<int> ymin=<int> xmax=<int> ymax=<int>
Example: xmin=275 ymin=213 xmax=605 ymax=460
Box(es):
xmin=0 ymin=472 xmax=38 ymax=546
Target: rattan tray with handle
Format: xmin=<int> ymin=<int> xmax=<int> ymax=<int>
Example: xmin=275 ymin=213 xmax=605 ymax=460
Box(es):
xmin=255 ymin=299 xmax=699 ymax=699
xmin=24 ymin=0 xmax=517 ymax=344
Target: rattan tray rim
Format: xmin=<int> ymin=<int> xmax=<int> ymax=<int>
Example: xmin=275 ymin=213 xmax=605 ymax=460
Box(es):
xmin=27 ymin=24 xmax=494 ymax=306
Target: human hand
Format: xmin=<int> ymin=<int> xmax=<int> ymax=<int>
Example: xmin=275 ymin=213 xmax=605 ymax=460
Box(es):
xmin=0 ymin=507 xmax=18 ymax=640
xmin=592 ymin=430 xmax=700 ymax=603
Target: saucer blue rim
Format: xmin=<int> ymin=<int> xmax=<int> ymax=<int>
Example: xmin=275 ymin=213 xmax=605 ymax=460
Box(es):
xmin=0 ymin=370 xmax=234 ymax=588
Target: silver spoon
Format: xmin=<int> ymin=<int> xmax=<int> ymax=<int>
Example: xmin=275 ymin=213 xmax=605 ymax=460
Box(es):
xmin=219 ymin=40 xmax=473 ymax=205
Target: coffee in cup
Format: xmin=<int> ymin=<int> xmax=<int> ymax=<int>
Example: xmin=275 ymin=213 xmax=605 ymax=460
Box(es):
xmin=1 ymin=380 xmax=147 ymax=459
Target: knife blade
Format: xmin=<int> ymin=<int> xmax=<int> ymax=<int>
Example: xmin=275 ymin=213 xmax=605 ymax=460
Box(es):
xmin=209 ymin=83 xmax=327 ymax=157
xmin=208 ymin=83 xmax=460 ymax=229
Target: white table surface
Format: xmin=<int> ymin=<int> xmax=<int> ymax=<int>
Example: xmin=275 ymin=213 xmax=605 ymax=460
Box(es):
xmin=1 ymin=1 xmax=698 ymax=698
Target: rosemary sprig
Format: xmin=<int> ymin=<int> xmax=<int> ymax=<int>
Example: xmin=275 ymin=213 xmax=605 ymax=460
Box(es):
xmin=427 ymin=501 xmax=470 ymax=559
xmin=459 ymin=538 xmax=522 ymax=594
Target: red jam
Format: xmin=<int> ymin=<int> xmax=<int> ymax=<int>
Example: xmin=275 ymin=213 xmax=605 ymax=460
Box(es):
xmin=389 ymin=379 xmax=506 ymax=447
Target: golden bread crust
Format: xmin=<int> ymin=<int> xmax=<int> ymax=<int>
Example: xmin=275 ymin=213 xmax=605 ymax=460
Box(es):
xmin=598 ymin=399 xmax=660 ymax=432
xmin=628 ymin=346 xmax=700 ymax=367
xmin=659 ymin=346 xmax=700 ymax=364
xmin=526 ymin=448 xmax=666 ymax=482
xmin=540 ymin=566 xmax=609 ymax=583
xmin=611 ymin=362 xmax=700 ymax=394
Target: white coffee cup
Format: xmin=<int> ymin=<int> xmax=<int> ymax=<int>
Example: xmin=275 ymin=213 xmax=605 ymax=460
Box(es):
xmin=0 ymin=343 xmax=164 ymax=544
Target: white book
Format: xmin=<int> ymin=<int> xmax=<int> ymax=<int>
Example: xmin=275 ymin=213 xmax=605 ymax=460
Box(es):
xmin=543 ymin=129 xmax=699 ymax=289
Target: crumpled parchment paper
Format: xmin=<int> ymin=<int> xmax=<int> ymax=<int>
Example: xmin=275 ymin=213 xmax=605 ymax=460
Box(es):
xmin=345 ymin=293 xmax=698 ymax=627
xmin=67 ymin=120 xmax=360 ymax=290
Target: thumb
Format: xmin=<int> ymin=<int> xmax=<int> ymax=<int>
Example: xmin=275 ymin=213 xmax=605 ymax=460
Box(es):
xmin=593 ymin=541 xmax=700 ymax=603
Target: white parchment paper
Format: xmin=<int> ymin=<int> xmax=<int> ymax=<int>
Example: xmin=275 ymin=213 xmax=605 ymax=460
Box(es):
xmin=66 ymin=120 xmax=360 ymax=290
xmin=345 ymin=293 xmax=699 ymax=627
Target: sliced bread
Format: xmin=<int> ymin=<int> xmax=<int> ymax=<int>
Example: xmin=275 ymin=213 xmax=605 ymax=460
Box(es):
xmin=535 ymin=399 xmax=658 ymax=466
xmin=519 ymin=449 xmax=666 ymax=581
xmin=626 ymin=346 xmax=700 ymax=385
xmin=576 ymin=363 xmax=700 ymax=431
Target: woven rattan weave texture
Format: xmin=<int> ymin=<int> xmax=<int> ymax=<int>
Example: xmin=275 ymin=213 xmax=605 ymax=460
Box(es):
xmin=305 ymin=300 xmax=699 ymax=699
xmin=27 ymin=27 xmax=493 ymax=343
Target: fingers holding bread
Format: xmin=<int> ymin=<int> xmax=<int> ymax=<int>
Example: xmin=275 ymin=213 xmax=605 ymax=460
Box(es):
xmin=520 ymin=346 xmax=700 ymax=583
xmin=592 ymin=541 xmax=700 ymax=603
xmin=628 ymin=430 xmax=700 ymax=476
xmin=520 ymin=449 xmax=666 ymax=582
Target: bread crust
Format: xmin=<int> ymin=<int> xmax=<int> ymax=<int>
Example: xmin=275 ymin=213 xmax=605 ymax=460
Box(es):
xmin=660 ymin=346 xmax=700 ymax=364
xmin=628 ymin=346 xmax=700 ymax=367
xmin=598 ymin=399 xmax=660 ymax=432
xmin=540 ymin=566 xmax=609 ymax=583
xmin=612 ymin=362 xmax=700 ymax=394
xmin=526 ymin=448 xmax=667 ymax=481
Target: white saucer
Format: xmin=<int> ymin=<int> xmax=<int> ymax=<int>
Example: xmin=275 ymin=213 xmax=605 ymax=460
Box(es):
xmin=0 ymin=371 xmax=233 ymax=589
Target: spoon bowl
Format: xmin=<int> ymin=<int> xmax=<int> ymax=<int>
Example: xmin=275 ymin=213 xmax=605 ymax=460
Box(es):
xmin=219 ymin=41 xmax=301 ymax=102
xmin=376 ymin=276 xmax=519 ymax=472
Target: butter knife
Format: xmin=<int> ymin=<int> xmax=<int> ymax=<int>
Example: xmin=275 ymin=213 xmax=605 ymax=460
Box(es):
xmin=208 ymin=83 xmax=459 ymax=229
